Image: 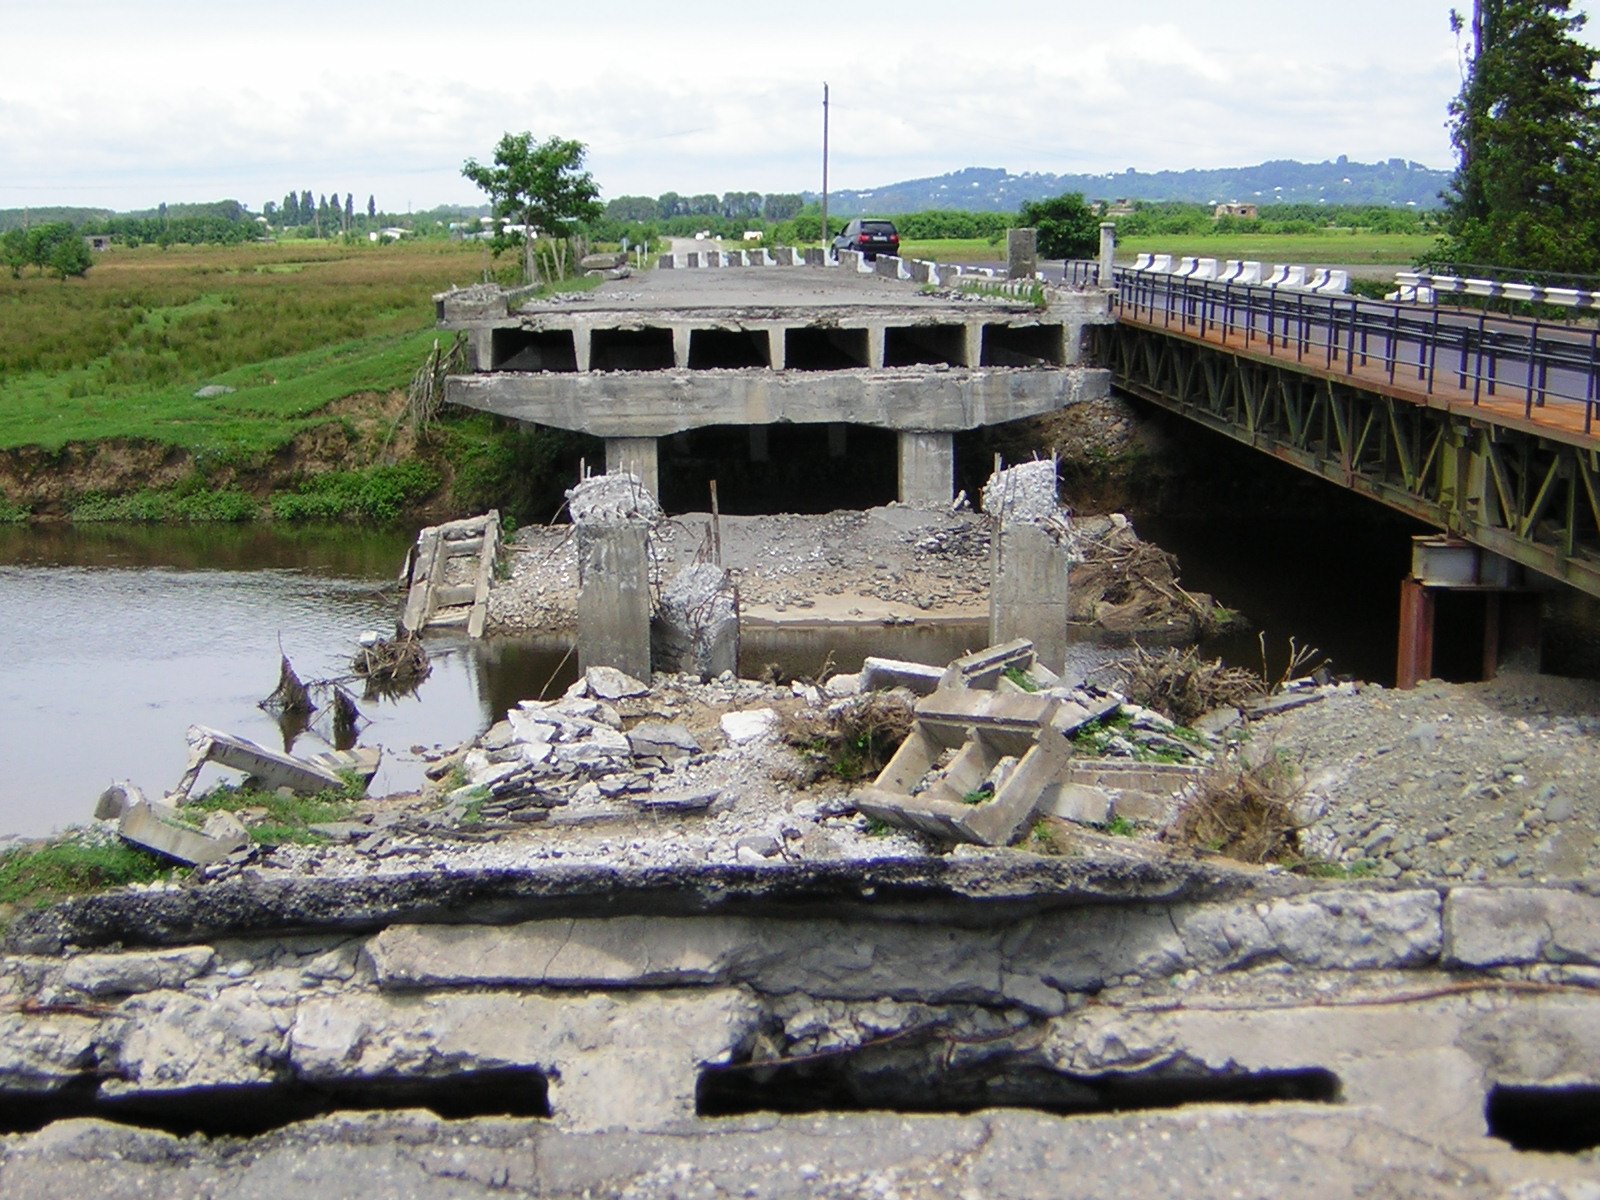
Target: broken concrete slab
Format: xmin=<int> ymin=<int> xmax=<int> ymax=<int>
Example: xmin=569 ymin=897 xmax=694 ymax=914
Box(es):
xmin=1041 ymin=782 xmax=1114 ymax=826
xmin=625 ymin=722 xmax=701 ymax=762
xmin=119 ymin=800 xmax=248 ymax=867
xmin=720 ymin=708 xmax=779 ymax=744
xmin=1245 ymin=690 xmax=1325 ymax=719
xmin=582 ymin=666 xmax=651 ymax=701
xmin=860 ymin=657 xmax=945 ymax=696
xmin=631 ymin=790 xmax=720 ymax=815
xmin=938 ymin=639 xmax=1037 ymax=691
xmin=94 ymin=781 xmax=146 ymax=822
xmin=172 ymin=727 xmax=349 ymax=802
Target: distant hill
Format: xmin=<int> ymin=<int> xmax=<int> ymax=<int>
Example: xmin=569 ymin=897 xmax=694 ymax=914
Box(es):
xmin=809 ymin=159 xmax=1451 ymax=215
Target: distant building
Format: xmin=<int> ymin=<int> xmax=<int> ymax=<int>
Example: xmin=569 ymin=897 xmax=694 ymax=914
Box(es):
xmin=1213 ymin=203 xmax=1259 ymax=220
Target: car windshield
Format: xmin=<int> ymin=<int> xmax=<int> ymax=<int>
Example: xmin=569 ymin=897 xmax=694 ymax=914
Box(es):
xmin=861 ymin=222 xmax=896 ymax=235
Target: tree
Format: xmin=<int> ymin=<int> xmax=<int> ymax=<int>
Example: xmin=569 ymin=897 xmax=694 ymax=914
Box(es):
xmin=367 ymin=194 xmax=376 ymax=219
xmin=48 ymin=235 xmax=92 ymax=280
xmin=1441 ymin=0 xmax=1600 ymax=273
xmin=1018 ymin=192 xmax=1099 ymax=259
xmin=462 ymin=132 xmax=602 ymax=283
xmin=1 ymin=228 xmax=27 ymax=278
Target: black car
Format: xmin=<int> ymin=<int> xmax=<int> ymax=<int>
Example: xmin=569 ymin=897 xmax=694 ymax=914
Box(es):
xmin=832 ymin=218 xmax=900 ymax=261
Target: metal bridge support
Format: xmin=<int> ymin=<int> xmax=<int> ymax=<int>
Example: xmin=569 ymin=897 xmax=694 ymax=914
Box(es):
xmin=1395 ymin=537 xmax=1541 ymax=689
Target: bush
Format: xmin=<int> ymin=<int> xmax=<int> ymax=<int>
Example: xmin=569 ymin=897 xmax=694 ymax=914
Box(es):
xmin=271 ymin=461 xmax=440 ymax=523
xmin=0 ymin=835 xmax=171 ymax=907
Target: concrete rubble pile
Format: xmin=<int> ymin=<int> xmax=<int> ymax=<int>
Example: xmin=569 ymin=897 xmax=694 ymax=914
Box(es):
xmin=434 ymin=666 xmax=713 ymax=828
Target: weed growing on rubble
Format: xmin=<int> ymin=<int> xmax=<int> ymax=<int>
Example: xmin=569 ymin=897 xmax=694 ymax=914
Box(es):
xmin=780 ymin=693 xmax=914 ymax=783
xmin=1104 ymin=815 xmax=1138 ymax=837
xmin=1167 ymin=752 xmax=1305 ymax=865
xmin=186 ymin=778 xmax=362 ymax=845
xmin=1001 ymin=666 xmax=1039 ymax=693
xmin=0 ymin=835 xmax=173 ymax=908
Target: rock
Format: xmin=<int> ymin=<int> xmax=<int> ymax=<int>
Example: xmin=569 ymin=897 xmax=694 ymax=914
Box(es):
xmin=653 ymin=564 xmax=740 ymax=680
xmin=584 ymin=666 xmax=650 ymax=701
xmin=1545 ymin=793 xmax=1575 ymax=822
xmin=633 ymin=789 xmax=718 ymax=815
xmin=626 ymin=722 xmax=701 ymax=761
xmin=720 ymin=708 xmax=779 ymax=744
xmin=1191 ymin=707 xmax=1241 ymax=738
xmin=735 ymin=834 xmax=781 ymax=858
xmin=192 ymin=384 xmax=235 ymax=398
xmin=1445 ymin=888 xmax=1600 ymax=967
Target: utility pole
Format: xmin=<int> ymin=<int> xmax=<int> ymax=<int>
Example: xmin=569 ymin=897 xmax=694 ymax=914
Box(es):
xmin=821 ymin=82 xmax=830 ymax=254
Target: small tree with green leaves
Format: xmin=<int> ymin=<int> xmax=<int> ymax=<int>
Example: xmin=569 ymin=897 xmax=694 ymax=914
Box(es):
xmin=1018 ymin=192 xmax=1100 ymax=260
xmin=1441 ymin=0 xmax=1600 ymax=273
xmin=462 ymin=132 xmax=603 ymax=284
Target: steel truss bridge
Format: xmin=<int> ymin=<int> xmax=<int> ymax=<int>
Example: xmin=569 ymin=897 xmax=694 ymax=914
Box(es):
xmin=1104 ymin=271 xmax=1600 ymax=601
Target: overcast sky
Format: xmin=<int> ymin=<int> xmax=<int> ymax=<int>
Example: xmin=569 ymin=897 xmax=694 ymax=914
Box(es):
xmin=3 ymin=0 xmax=1597 ymax=213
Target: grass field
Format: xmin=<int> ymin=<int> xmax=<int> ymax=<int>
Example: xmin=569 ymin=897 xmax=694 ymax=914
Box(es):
xmin=0 ymin=239 xmax=511 ymax=454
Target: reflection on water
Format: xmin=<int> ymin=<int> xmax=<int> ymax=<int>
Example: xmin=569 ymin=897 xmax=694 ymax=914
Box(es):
xmin=0 ymin=527 xmax=1006 ymax=841
xmin=0 ymin=526 xmax=578 ymax=840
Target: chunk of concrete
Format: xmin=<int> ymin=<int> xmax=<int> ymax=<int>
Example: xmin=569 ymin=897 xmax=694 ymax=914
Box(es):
xmin=1040 ymin=782 xmax=1113 ymax=826
xmin=938 ymin=640 xmax=1037 ymax=691
xmin=583 ymin=666 xmax=650 ymax=701
xmin=626 ymin=722 xmax=702 ymax=762
xmin=119 ymin=800 xmax=248 ymax=866
xmin=94 ymin=781 xmax=146 ymax=822
xmin=173 ymin=726 xmax=345 ymax=802
xmin=652 ymin=563 xmax=739 ymax=680
xmin=860 ymin=657 xmax=945 ymax=696
xmin=720 ymin=708 xmax=779 ymax=744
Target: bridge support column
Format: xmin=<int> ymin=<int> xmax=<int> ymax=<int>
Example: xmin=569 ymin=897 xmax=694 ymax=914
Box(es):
xmin=605 ymin=437 xmax=659 ymax=500
xmin=990 ymin=521 xmax=1071 ymax=675
xmin=576 ymin=521 xmax=652 ymax=681
xmin=828 ymin=423 xmax=848 ymax=459
xmin=749 ymin=426 xmax=769 ymax=463
xmin=897 ymin=432 xmax=954 ymax=508
xmin=1396 ymin=537 xmax=1540 ymax=690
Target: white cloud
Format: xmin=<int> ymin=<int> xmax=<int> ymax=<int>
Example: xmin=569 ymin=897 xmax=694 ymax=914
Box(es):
xmin=2 ymin=0 xmax=1594 ymax=209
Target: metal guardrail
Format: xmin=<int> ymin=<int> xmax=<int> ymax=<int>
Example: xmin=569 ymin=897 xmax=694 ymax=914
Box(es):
xmin=1113 ymin=269 xmax=1600 ymax=435
xmin=1061 ymin=260 xmax=1101 ymax=289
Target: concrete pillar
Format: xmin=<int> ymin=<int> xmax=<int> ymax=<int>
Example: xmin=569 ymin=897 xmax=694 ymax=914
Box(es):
xmin=470 ymin=329 xmax=493 ymax=372
xmin=671 ymin=327 xmax=691 ymax=368
xmin=963 ymin=323 xmax=982 ymax=368
xmin=749 ymin=426 xmax=769 ymax=463
xmin=576 ymin=522 xmax=651 ymax=681
xmin=1007 ymin=228 xmax=1038 ymax=280
xmin=605 ymin=437 xmax=659 ymax=500
xmin=990 ymin=522 xmax=1071 ymax=676
xmin=866 ymin=325 xmax=886 ymax=370
xmin=828 ymin=423 xmax=848 ymax=458
xmin=572 ymin=327 xmax=592 ymax=373
xmin=766 ymin=327 xmax=786 ymax=371
xmin=1099 ymin=222 xmax=1116 ymax=285
xmin=897 ymin=432 xmax=954 ymax=507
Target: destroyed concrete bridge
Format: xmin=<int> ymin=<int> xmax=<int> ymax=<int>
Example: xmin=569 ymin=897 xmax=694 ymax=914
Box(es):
xmin=435 ymin=256 xmax=1112 ymax=507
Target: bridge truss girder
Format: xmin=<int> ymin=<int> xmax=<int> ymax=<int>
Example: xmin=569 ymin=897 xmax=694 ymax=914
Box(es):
xmin=1108 ymin=325 xmax=1600 ymax=600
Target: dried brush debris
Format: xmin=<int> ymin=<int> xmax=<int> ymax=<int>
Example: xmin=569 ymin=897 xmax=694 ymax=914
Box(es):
xmin=1115 ymin=645 xmax=1265 ymax=726
xmin=260 ymin=655 xmax=315 ymax=718
xmin=780 ymin=692 xmax=915 ymax=783
xmin=352 ymin=633 xmax=431 ymax=698
xmin=1167 ymin=753 xmax=1305 ymax=865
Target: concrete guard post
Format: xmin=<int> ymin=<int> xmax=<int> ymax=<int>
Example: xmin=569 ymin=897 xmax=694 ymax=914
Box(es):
xmin=1008 ymin=228 xmax=1038 ymax=280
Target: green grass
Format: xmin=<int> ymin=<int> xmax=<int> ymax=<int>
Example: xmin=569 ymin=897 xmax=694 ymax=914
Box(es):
xmin=0 ymin=835 xmax=175 ymax=908
xmin=897 ymin=237 xmax=1004 ymax=262
xmin=186 ymin=779 xmax=360 ymax=845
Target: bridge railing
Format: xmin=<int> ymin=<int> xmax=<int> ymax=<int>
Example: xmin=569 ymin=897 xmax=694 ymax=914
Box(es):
xmin=1113 ymin=270 xmax=1600 ymax=434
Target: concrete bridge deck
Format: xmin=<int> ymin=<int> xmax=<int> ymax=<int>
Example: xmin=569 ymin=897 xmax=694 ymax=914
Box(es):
xmin=437 ymin=267 xmax=1112 ymax=505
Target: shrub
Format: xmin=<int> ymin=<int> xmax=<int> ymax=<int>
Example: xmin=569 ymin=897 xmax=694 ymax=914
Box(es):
xmin=272 ymin=461 xmax=440 ymax=523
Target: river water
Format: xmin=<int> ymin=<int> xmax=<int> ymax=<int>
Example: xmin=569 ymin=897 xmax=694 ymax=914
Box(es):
xmin=0 ymin=525 xmax=997 ymax=840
